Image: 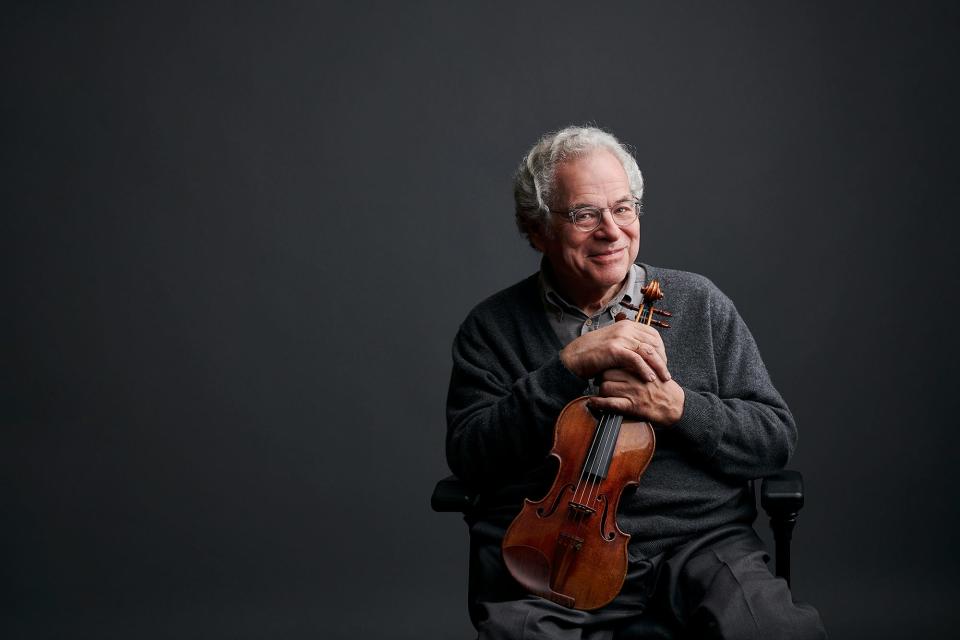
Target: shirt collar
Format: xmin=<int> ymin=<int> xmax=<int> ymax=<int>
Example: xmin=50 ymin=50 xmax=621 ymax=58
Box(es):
xmin=539 ymin=261 xmax=640 ymax=318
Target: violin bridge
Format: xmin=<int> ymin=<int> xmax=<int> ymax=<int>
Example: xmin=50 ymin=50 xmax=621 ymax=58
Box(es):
xmin=566 ymin=501 xmax=596 ymax=523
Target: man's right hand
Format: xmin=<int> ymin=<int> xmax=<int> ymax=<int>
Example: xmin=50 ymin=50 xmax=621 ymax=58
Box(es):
xmin=559 ymin=321 xmax=670 ymax=383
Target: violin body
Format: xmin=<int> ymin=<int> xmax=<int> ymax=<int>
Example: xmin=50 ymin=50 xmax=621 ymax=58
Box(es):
xmin=501 ymin=396 xmax=656 ymax=610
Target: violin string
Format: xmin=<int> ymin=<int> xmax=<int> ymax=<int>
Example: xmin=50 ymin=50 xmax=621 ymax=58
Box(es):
xmin=573 ymin=410 xmax=607 ymax=505
xmin=586 ymin=412 xmax=620 ymax=510
xmin=579 ymin=413 xmax=608 ymax=507
xmin=575 ymin=412 xmax=613 ymax=540
xmin=573 ymin=416 xmax=603 ymax=502
xmin=579 ymin=409 xmax=616 ymax=506
xmin=588 ymin=406 xmax=622 ymax=510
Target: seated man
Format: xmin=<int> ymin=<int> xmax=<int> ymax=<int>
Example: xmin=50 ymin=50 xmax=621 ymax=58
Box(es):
xmin=445 ymin=126 xmax=826 ymax=639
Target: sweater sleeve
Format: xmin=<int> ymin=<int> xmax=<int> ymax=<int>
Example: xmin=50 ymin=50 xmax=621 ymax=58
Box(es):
xmin=445 ymin=313 xmax=586 ymax=486
xmin=669 ymin=288 xmax=797 ymax=480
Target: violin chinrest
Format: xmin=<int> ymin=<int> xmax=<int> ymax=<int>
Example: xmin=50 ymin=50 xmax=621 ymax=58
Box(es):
xmin=502 ymin=543 xmax=576 ymax=609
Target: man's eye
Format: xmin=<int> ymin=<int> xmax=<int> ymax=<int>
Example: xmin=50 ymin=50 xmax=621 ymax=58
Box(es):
xmin=575 ymin=210 xmax=599 ymax=223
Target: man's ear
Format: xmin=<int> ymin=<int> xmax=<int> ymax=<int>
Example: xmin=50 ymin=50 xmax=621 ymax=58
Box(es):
xmin=529 ymin=228 xmax=547 ymax=253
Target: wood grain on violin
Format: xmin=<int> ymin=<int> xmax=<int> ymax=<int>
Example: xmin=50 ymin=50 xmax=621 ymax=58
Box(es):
xmin=501 ymin=280 xmax=670 ymax=610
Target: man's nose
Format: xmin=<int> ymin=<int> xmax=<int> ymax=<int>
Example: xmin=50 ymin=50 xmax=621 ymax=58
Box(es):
xmin=593 ymin=209 xmax=622 ymax=238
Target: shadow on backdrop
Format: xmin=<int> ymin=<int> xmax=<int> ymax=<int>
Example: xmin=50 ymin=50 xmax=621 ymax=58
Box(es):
xmin=3 ymin=2 xmax=958 ymax=639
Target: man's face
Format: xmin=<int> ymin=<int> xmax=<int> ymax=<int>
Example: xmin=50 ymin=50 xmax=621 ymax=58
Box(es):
xmin=531 ymin=149 xmax=640 ymax=304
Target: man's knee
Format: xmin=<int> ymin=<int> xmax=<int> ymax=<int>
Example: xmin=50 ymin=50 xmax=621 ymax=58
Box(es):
xmin=475 ymin=599 xmax=589 ymax=640
xmin=680 ymin=545 xmax=827 ymax=639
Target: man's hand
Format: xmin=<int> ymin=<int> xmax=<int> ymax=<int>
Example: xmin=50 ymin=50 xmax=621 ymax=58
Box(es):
xmin=560 ymin=321 xmax=669 ymax=382
xmin=589 ymin=368 xmax=685 ymax=426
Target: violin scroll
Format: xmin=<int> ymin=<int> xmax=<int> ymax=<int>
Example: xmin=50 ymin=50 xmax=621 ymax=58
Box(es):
xmin=640 ymin=280 xmax=663 ymax=302
xmin=618 ymin=280 xmax=672 ymax=328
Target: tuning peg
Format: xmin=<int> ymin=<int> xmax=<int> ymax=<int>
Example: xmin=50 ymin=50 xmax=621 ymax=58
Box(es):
xmin=621 ymin=301 xmax=673 ymax=317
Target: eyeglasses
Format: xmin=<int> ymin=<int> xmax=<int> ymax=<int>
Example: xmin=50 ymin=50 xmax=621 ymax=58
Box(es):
xmin=551 ymin=200 xmax=640 ymax=232
xmin=551 ymin=200 xmax=641 ymax=233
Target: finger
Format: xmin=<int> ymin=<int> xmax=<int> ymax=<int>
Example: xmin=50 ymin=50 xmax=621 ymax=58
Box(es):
xmin=598 ymin=379 xmax=634 ymax=398
xmin=616 ymin=343 xmax=668 ymax=382
xmin=629 ymin=322 xmax=660 ymax=339
xmin=587 ymin=395 xmax=635 ymax=415
xmin=614 ymin=332 xmax=666 ymax=377
xmin=630 ymin=324 xmax=667 ymax=362
xmin=618 ymin=349 xmax=658 ymax=382
xmin=633 ymin=343 xmax=671 ymax=382
xmin=599 ymin=368 xmax=634 ymax=383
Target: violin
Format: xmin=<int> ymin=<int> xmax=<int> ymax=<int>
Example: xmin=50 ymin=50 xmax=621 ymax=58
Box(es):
xmin=501 ymin=280 xmax=671 ymax=610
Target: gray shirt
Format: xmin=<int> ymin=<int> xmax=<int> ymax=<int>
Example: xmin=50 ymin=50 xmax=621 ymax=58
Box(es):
xmin=540 ymin=263 xmax=648 ymax=346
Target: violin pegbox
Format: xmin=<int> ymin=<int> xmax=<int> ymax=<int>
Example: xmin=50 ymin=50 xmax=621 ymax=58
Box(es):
xmin=619 ymin=279 xmax=672 ymax=328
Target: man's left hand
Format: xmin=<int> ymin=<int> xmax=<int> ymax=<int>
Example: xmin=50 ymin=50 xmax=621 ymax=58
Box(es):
xmin=589 ymin=368 xmax=685 ymax=426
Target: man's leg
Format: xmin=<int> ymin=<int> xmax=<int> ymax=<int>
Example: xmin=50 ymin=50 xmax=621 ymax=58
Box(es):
xmin=657 ymin=524 xmax=827 ymax=640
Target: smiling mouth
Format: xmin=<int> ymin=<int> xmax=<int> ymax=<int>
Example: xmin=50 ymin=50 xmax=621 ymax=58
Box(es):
xmin=589 ymin=247 xmax=626 ymax=258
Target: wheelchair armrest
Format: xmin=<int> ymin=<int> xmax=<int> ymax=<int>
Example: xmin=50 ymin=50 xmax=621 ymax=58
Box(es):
xmin=431 ymin=474 xmax=479 ymax=512
xmin=760 ymin=470 xmax=804 ymax=519
xmin=760 ymin=470 xmax=803 ymax=586
xmin=432 ymin=470 xmax=806 ymax=517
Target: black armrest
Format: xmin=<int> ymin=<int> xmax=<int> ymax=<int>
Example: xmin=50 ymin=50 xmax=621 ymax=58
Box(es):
xmin=760 ymin=470 xmax=804 ymax=517
xmin=431 ymin=472 xmax=805 ymax=516
xmin=431 ymin=474 xmax=479 ymax=512
xmin=760 ymin=470 xmax=804 ymax=586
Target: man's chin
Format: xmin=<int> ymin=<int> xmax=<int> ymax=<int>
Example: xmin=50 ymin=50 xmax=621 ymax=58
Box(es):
xmin=590 ymin=262 xmax=631 ymax=284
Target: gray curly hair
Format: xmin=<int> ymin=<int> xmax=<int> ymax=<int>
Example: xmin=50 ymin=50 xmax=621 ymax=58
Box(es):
xmin=513 ymin=126 xmax=644 ymax=245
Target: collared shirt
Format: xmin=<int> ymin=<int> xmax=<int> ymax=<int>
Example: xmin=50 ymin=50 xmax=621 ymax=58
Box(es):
xmin=539 ymin=262 xmax=647 ymax=347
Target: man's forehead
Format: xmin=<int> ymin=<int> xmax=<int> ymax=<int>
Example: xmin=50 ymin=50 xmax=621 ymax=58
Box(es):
xmin=555 ymin=176 xmax=631 ymax=207
xmin=554 ymin=149 xmax=630 ymax=205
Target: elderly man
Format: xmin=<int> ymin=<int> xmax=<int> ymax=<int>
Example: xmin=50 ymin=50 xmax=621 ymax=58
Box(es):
xmin=446 ymin=126 xmax=826 ymax=639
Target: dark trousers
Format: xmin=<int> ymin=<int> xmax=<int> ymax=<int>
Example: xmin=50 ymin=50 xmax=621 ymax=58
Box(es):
xmin=467 ymin=518 xmax=827 ymax=640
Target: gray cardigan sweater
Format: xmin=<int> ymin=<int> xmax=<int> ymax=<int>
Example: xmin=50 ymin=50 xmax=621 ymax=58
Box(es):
xmin=446 ymin=264 xmax=797 ymax=557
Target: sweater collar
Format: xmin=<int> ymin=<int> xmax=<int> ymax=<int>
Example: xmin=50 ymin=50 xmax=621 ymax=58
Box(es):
xmin=539 ymin=260 xmax=643 ymax=318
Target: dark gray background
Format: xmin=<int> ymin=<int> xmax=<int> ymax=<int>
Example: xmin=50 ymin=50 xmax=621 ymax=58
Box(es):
xmin=4 ymin=2 xmax=958 ymax=638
